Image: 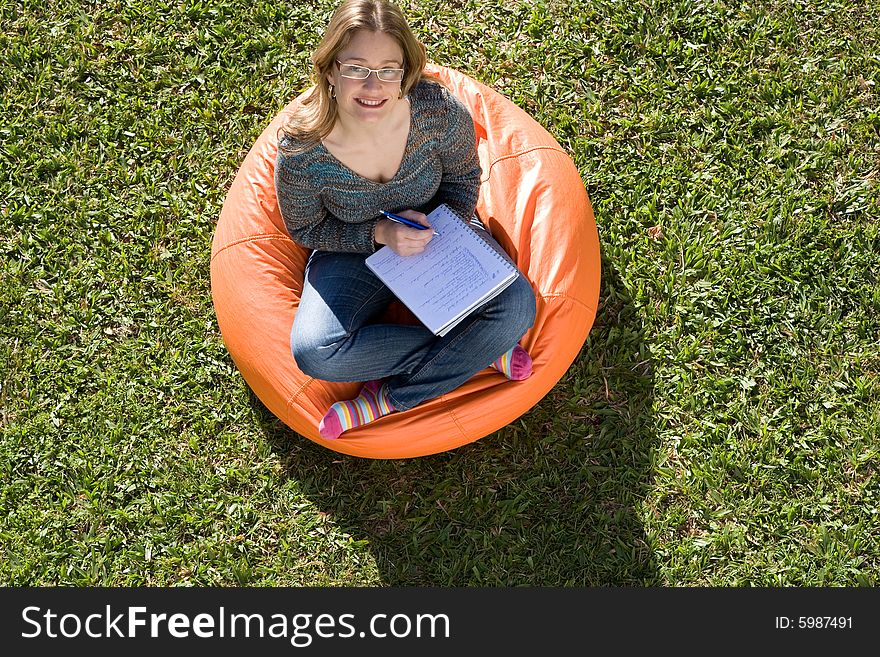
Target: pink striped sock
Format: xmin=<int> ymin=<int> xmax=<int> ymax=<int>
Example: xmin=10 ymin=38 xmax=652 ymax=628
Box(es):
xmin=318 ymin=380 xmax=395 ymax=440
xmin=491 ymin=345 xmax=533 ymax=381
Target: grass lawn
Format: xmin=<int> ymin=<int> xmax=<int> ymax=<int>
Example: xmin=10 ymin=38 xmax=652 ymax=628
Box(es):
xmin=2 ymin=0 xmax=878 ymax=586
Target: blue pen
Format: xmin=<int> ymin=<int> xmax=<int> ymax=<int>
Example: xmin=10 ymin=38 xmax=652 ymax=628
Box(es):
xmin=381 ymin=210 xmax=440 ymax=236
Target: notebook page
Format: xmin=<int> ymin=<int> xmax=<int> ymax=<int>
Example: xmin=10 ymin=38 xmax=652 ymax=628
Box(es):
xmin=366 ymin=206 xmax=517 ymax=335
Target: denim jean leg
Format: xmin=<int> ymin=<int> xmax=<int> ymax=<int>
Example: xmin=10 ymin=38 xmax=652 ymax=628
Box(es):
xmin=291 ymin=250 xmax=437 ymax=382
xmin=384 ymin=223 xmax=537 ymax=410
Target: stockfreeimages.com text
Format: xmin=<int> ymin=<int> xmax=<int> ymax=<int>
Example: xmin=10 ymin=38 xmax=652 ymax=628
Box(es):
xmin=21 ymin=605 xmax=451 ymax=647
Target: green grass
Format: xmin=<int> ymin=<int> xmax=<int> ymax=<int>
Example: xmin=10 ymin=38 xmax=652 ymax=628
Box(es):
xmin=2 ymin=0 xmax=878 ymax=586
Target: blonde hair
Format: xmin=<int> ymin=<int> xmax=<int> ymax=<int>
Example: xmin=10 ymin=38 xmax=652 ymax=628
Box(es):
xmin=279 ymin=0 xmax=432 ymax=151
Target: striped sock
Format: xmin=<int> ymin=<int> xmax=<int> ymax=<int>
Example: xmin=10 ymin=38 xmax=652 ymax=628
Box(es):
xmin=491 ymin=345 xmax=533 ymax=381
xmin=318 ymin=380 xmax=395 ymax=440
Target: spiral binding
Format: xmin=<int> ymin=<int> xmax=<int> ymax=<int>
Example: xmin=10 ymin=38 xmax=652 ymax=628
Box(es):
xmin=433 ymin=204 xmax=518 ymax=274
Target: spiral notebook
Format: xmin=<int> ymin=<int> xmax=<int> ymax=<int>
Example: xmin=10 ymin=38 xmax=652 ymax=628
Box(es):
xmin=366 ymin=204 xmax=519 ymax=337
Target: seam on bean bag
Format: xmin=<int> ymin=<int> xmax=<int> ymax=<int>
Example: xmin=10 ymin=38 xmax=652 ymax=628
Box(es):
xmin=446 ymin=401 xmax=469 ymax=440
xmin=286 ymin=377 xmax=318 ymax=421
xmin=211 ymin=233 xmax=292 ymax=262
xmin=483 ymin=146 xmax=569 ymax=180
xmin=537 ymin=292 xmax=597 ymax=313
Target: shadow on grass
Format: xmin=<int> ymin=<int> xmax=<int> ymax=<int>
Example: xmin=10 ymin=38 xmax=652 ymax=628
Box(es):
xmin=251 ymin=256 xmax=659 ymax=585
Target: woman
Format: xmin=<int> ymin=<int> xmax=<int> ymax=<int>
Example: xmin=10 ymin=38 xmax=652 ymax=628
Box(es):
xmin=275 ymin=0 xmax=536 ymax=440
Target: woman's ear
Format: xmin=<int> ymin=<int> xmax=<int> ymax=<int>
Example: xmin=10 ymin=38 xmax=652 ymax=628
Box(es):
xmin=325 ymin=60 xmax=339 ymax=86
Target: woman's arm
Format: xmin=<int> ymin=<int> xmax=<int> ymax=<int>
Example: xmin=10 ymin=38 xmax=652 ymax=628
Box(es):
xmin=274 ymin=152 xmax=378 ymax=253
xmin=434 ymin=90 xmax=482 ymax=219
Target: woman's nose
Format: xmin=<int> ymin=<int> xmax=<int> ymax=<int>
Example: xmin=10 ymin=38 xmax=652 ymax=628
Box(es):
xmin=362 ymin=73 xmax=382 ymax=88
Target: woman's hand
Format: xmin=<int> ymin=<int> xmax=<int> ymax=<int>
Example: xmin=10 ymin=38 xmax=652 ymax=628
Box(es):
xmin=374 ymin=210 xmax=434 ymax=256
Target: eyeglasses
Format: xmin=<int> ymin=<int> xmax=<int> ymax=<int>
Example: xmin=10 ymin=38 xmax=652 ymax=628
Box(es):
xmin=335 ymin=60 xmax=405 ymax=82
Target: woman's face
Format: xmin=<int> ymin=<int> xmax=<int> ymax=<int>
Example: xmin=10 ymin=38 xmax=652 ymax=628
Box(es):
xmin=328 ymin=29 xmax=405 ymax=127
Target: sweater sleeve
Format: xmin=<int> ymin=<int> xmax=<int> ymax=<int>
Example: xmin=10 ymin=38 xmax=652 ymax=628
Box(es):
xmin=274 ymin=148 xmax=378 ymax=253
xmin=434 ymin=89 xmax=482 ymax=219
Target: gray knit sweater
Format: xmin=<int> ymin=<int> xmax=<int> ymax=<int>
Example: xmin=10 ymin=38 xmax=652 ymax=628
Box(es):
xmin=275 ymin=80 xmax=481 ymax=253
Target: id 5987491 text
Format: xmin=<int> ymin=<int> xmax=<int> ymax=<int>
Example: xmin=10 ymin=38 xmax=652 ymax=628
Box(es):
xmin=775 ymin=616 xmax=853 ymax=630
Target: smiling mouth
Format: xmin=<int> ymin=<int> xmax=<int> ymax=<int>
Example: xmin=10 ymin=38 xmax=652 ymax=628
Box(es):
xmin=355 ymin=98 xmax=387 ymax=108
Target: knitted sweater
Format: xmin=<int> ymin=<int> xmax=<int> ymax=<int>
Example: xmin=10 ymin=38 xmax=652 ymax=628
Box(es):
xmin=275 ymin=79 xmax=481 ymax=253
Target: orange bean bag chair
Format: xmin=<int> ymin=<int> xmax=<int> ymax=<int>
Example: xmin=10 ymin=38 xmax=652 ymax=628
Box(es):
xmin=210 ymin=64 xmax=600 ymax=459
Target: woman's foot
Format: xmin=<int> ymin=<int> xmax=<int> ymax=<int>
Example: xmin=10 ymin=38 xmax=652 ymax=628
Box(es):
xmin=318 ymin=380 xmax=395 ymax=440
xmin=491 ymin=345 xmax=532 ymax=381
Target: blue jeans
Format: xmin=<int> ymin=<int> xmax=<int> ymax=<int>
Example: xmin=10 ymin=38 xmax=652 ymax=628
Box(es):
xmin=291 ymin=218 xmax=536 ymax=411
